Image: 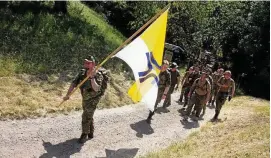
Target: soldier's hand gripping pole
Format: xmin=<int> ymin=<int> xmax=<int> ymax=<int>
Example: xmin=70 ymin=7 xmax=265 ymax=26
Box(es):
xmin=58 ymin=4 xmax=171 ymax=106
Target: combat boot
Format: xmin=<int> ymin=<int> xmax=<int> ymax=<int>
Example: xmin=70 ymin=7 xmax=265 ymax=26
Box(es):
xmin=211 ymin=100 xmax=215 ymax=106
xmin=78 ymin=133 xmax=87 ymax=144
xmin=146 ymin=111 xmax=154 ymax=124
xmin=211 ymin=111 xmax=219 ymax=121
xmin=88 ymin=133 xmax=93 ymax=139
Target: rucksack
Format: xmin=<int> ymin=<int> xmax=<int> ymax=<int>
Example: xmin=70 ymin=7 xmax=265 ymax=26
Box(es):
xmin=97 ymin=68 xmax=110 ymax=96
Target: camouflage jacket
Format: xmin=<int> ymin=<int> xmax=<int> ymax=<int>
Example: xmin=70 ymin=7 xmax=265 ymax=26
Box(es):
xmin=182 ymin=71 xmax=194 ymax=87
xmin=158 ymin=69 xmax=171 ymax=88
xmin=168 ymin=68 xmax=180 ymax=86
xmin=212 ymin=71 xmax=223 ymax=85
xmin=72 ymin=68 xmax=103 ymax=100
xmin=217 ymin=76 xmax=235 ymax=93
xmin=191 ymin=78 xmax=211 ymax=96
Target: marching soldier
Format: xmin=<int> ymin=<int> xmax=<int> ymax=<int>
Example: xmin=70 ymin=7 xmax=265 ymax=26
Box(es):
xmin=212 ymin=70 xmax=235 ymax=121
xmin=183 ymin=71 xmax=211 ymax=121
xmin=211 ymin=68 xmax=224 ymax=106
xmin=146 ymin=60 xmax=171 ymax=124
xmin=63 ymin=56 xmax=108 ymax=143
xmin=163 ymin=62 xmax=180 ymax=107
xmin=201 ymin=69 xmax=213 ymax=116
xmin=178 ymin=66 xmax=194 ymax=105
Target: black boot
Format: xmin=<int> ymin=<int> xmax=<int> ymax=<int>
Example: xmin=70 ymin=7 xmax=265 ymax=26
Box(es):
xmin=146 ymin=111 xmax=154 ymax=124
xmin=211 ymin=100 xmax=215 ymax=106
xmin=211 ymin=111 xmax=219 ymax=121
xmin=88 ymin=133 xmax=93 ymax=139
xmin=78 ymin=133 xmax=87 ymax=144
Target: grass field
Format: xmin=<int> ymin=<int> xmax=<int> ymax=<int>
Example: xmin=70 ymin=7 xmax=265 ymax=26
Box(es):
xmin=143 ymin=96 xmax=270 ymax=158
xmin=0 ymin=73 xmax=133 ymax=120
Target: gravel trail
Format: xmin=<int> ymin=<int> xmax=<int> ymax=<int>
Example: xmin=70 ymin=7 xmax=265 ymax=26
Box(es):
xmin=0 ymin=93 xmax=215 ymax=158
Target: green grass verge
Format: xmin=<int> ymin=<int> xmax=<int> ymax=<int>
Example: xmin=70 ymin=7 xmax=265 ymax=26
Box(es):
xmin=143 ymin=96 xmax=270 ymax=158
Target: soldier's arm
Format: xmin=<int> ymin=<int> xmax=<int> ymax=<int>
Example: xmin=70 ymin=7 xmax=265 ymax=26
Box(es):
xmin=163 ymin=72 xmax=171 ymax=95
xmin=206 ymin=81 xmax=211 ymax=103
xmin=64 ymin=73 xmax=80 ymax=100
xmin=176 ymin=70 xmax=181 ymax=88
xmin=188 ymin=79 xmax=197 ymax=96
xmin=216 ymin=77 xmax=223 ymax=87
xmin=65 ymin=84 xmax=76 ymax=97
xmin=181 ymin=72 xmax=188 ymax=85
xmin=231 ymin=79 xmax=236 ymax=97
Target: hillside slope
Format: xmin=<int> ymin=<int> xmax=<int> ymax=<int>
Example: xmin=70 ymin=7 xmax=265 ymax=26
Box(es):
xmin=0 ymin=1 xmax=133 ymax=119
xmin=0 ymin=1 xmax=125 ymax=75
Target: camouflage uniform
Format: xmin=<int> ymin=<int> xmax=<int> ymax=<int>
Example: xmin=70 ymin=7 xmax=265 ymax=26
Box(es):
xmin=202 ymin=74 xmax=213 ymax=115
xmin=147 ymin=69 xmax=171 ymax=120
xmin=211 ymin=71 xmax=223 ymax=105
xmin=164 ymin=68 xmax=180 ymax=107
xmin=213 ymin=76 xmax=235 ymax=119
xmin=179 ymin=71 xmax=191 ymax=102
xmin=184 ymin=78 xmax=211 ymax=120
xmin=72 ymin=68 xmax=104 ymax=135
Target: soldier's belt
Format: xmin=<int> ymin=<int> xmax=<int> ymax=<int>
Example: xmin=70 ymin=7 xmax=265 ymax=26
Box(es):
xmin=195 ymin=92 xmax=207 ymax=96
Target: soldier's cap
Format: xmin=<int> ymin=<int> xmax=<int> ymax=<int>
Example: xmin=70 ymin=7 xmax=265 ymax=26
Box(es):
xmin=201 ymin=71 xmax=207 ymax=75
xmin=170 ymin=62 xmax=178 ymax=68
xmin=162 ymin=60 xmax=169 ymax=65
xmin=224 ymin=70 xmax=231 ymax=75
xmin=84 ymin=55 xmax=95 ymax=63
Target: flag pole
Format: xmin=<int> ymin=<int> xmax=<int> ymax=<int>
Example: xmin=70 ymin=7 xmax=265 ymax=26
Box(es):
xmin=59 ymin=4 xmax=170 ymax=106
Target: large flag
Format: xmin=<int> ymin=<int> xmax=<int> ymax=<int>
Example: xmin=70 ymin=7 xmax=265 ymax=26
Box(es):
xmin=114 ymin=9 xmax=169 ymax=111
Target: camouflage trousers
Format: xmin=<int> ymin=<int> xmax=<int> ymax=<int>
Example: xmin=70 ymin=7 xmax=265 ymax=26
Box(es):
xmin=147 ymin=86 xmax=166 ymax=120
xmin=185 ymin=93 xmax=207 ymax=117
xmin=180 ymin=86 xmax=191 ymax=106
xmin=211 ymin=85 xmax=219 ymax=103
xmin=81 ymin=97 xmax=101 ymax=134
xmin=215 ymin=92 xmax=228 ymax=116
xmin=163 ymin=85 xmax=175 ymax=107
xmin=154 ymin=86 xmax=166 ymax=110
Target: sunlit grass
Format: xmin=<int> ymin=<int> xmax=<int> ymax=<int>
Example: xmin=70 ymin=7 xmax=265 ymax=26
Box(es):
xmin=143 ymin=96 xmax=270 ymax=158
xmin=0 ymin=74 xmax=132 ymax=120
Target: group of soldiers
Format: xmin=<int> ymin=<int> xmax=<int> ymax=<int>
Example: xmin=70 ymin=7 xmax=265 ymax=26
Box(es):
xmin=63 ymin=56 xmax=235 ymax=144
xmin=146 ymin=60 xmax=235 ymax=123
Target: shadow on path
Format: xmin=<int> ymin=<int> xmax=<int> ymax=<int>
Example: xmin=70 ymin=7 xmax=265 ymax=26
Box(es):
xmin=130 ymin=119 xmax=154 ymax=138
xmin=180 ymin=119 xmax=200 ymax=129
xmin=96 ymin=148 xmax=139 ymax=158
xmin=155 ymin=107 xmax=170 ymax=114
xmin=39 ymin=138 xmax=83 ymax=158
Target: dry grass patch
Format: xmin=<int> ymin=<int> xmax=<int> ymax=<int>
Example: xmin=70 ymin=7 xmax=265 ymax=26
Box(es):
xmin=0 ymin=73 xmax=132 ymax=120
xmin=143 ymin=96 xmax=270 ymax=158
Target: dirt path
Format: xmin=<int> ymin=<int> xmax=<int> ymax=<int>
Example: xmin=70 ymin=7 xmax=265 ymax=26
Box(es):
xmin=0 ymin=93 xmax=215 ymax=158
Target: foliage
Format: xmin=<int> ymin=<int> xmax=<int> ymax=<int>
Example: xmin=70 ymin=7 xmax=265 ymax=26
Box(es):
xmin=87 ymin=1 xmax=270 ymax=99
xmin=0 ymin=1 xmax=125 ymax=75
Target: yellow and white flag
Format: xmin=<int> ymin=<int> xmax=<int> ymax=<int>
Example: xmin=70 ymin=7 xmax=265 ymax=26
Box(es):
xmin=114 ymin=9 xmax=168 ymax=111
